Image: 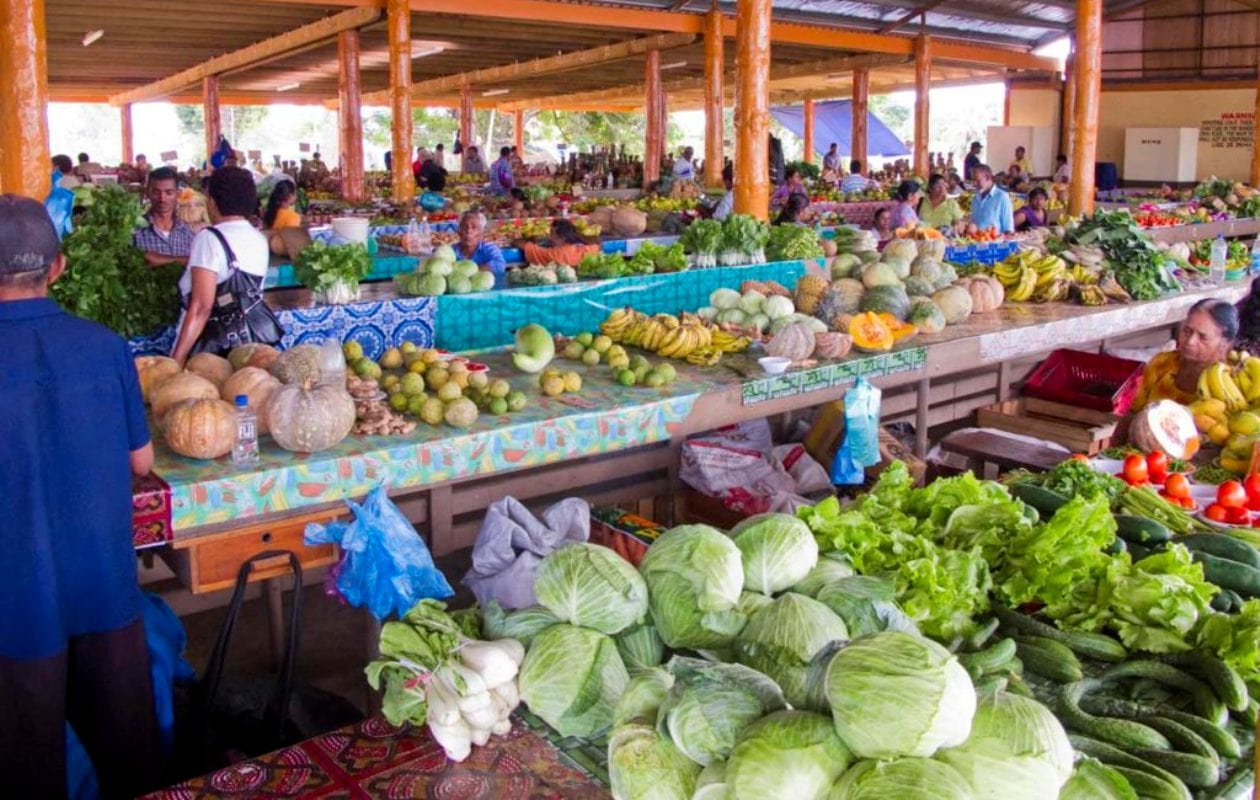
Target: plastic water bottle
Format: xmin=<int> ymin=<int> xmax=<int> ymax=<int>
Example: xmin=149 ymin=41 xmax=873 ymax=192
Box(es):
xmin=1210 ymin=235 xmax=1228 ymax=284
xmin=232 ymin=395 xmax=259 ymax=467
xmin=1250 ymin=237 xmax=1260 ymax=277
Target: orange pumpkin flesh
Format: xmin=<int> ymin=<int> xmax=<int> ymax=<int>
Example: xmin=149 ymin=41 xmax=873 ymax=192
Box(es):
xmin=849 ymin=312 xmax=895 ymax=352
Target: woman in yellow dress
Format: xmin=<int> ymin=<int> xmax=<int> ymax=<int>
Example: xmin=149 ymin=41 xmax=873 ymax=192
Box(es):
xmin=1131 ymin=299 xmax=1238 ymax=411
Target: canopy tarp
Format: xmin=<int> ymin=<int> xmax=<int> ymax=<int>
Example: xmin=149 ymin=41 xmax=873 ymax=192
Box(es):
xmin=772 ymin=100 xmax=910 ymax=160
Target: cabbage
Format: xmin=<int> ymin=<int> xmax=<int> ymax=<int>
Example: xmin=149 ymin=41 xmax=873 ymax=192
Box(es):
xmin=417 ymin=273 xmax=447 ymax=295
xmin=424 ymin=256 xmax=454 ymax=277
xmin=749 ymin=313 xmax=770 ymax=333
xmin=816 ymin=577 xmax=918 ymax=637
xmin=518 ymin=623 xmax=630 ymax=737
xmin=533 ymin=543 xmax=647 ymax=635
xmin=1058 ymin=757 xmax=1137 ymax=800
xmin=608 ymin=723 xmax=701 ymax=800
xmin=693 ymin=761 xmax=730 ymax=800
xmin=658 ymin=656 xmax=787 ymax=766
xmin=432 ymin=244 xmax=457 ymax=262
xmin=727 ymin=711 xmax=850 ymax=800
xmin=616 ymin=621 xmax=665 ymax=672
xmin=615 ymin=667 xmax=675 ymax=726
xmin=711 ymin=288 xmax=741 ymax=310
xmin=825 ymin=631 xmax=976 ymax=759
xmin=697 ymin=305 xmax=720 ymax=322
xmin=935 ymin=691 xmax=1073 ymax=800
xmin=763 ymin=294 xmax=796 ymax=320
xmin=791 ymin=553 xmax=855 ymax=597
xmin=734 ymin=593 xmax=848 ymax=708
xmin=731 ymin=513 xmax=819 ymax=595
xmin=830 ymin=757 xmax=974 ymax=800
xmin=470 ymin=270 xmax=495 ymax=292
xmin=480 ymin=601 xmax=559 ymax=647
xmin=739 ymin=290 xmax=766 ymax=315
xmin=640 ymin=525 xmax=746 ymax=649
xmin=716 ymin=308 xmax=747 ymax=325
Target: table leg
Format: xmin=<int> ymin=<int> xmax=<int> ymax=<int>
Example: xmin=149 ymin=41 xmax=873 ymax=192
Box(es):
xmin=265 ymin=576 xmax=285 ymax=670
xmin=914 ymin=376 xmax=931 ymax=457
xmin=998 ymin=361 xmax=1012 ymax=402
xmin=364 ymin=612 xmax=383 ymax=715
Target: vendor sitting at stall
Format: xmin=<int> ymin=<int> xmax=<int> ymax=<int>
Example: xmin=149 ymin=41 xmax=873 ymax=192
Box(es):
xmin=770 ymin=167 xmax=810 ymax=209
xmin=890 ymin=180 xmax=922 ymax=230
xmin=1014 ymin=187 xmax=1050 ymax=232
xmin=262 ymin=179 xmax=301 ymax=230
xmin=918 ymin=173 xmax=964 ymax=233
xmin=869 ymin=207 xmax=894 ymax=244
xmin=518 ymin=219 xmax=600 ymax=266
xmin=134 ymin=166 xmax=195 ymax=267
xmin=456 ymin=211 xmax=508 ymax=288
xmin=774 ymin=193 xmax=812 ymax=226
xmin=1131 ymin=299 xmax=1238 ymax=411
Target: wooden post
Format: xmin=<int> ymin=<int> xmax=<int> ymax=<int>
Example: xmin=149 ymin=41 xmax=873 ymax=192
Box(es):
xmin=202 ymin=76 xmax=221 ymax=167
xmin=120 ymin=104 xmax=134 ymax=165
xmin=514 ymin=109 xmax=525 ymax=152
xmin=802 ymin=98 xmax=815 ymax=164
xmin=459 ymin=82 xmax=474 ymax=156
xmin=734 ymin=0 xmax=771 ymax=219
xmin=703 ymin=7 xmax=724 ymax=188
xmin=913 ymin=35 xmax=932 ymax=178
xmin=1003 ymin=78 xmax=1012 ymax=126
xmin=1061 ymin=43 xmax=1076 ymax=171
xmin=0 ymin=0 xmax=51 ymax=198
xmin=337 ymin=29 xmax=365 ymax=203
xmin=644 ymin=48 xmax=664 ymax=186
xmin=851 ymin=67 xmax=869 ymax=170
xmin=1252 ymin=69 xmax=1260 ymax=187
xmin=387 ymin=0 xmax=413 ymax=203
xmin=1070 ymin=0 xmax=1102 ymax=216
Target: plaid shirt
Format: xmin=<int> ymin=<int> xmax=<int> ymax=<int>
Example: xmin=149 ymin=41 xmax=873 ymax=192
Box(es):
xmin=133 ymin=215 xmax=196 ymax=258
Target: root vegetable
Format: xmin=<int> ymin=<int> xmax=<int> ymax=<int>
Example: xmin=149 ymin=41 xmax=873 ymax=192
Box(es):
xmin=428 ymin=716 xmax=473 ymax=762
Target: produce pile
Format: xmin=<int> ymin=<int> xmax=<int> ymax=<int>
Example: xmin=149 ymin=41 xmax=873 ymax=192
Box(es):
xmin=993 ymin=249 xmax=1133 ymax=306
xmin=1194 ymin=178 xmax=1260 ymax=219
xmin=506 ymin=262 xmax=579 ymax=286
xmin=677 ymin=214 xmax=771 ymax=267
xmin=556 ymin=331 xmax=682 ymax=386
xmin=1049 ymin=211 xmax=1184 ymax=301
xmin=294 ymin=241 xmax=373 ymax=303
xmin=394 ymin=245 xmax=497 ymax=296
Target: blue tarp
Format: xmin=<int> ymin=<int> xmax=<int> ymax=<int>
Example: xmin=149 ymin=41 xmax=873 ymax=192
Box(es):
xmin=772 ymin=100 xmax=910 ymax=160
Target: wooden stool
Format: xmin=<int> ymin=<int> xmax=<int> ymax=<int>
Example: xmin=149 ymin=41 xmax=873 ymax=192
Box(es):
xmin=938 ymin=430 xmax=1067 ymax=478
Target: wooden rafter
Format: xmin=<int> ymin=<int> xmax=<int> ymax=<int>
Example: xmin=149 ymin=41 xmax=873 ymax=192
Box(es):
xmin=879 ymin=0 xmax=948 ymax=35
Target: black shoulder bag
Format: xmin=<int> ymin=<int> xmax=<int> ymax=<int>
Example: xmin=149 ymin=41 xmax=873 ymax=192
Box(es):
xmin=187 ymin=227 xmax=284 ymax=356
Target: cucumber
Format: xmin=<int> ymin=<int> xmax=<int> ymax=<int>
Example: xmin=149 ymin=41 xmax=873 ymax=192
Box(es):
xmin=964 ymin=617 xmax=1000 ymax=651
xmin=974 ymin=674 xmax=1008 ymax=696
xmin=1157 ymin=652 xmax=1249 ymax=712
xmin=1058 ymin=682 xmax=1171 ymax=751
xmin=1015 ymin=636 xmax=1084 ymax=683
xmin=1100 ymin=661 xmax=1229 ymax=726
xmin=1011 ymin=483 xmax=1071 ymax=517
xmin=957 ymin=638 xmax=1017 ymax=679
xmin=1104 ymin=536 xmax=1127 ymax=555
xmin=1192 ymin=551 xmax=1260 ymax=598
xmin=1142 ymin=717 xmax=1219 ymax=764
xmin=1114 ymin=514 xmax=1173 ymax=545
xmin=993 ymin=605 xmax=1128 ymax=662
xmin=1005 ymin=674 xmax=1034 ymax=698
xmin=1116 ymin=747 xmax=1219 ymax=788
xmin=1211 ymin=589 xmax=1241 ymax=613
xmin=1068 ymin=735 xmax=1191 ymax=799
xmin=1110 ymin=767 xmax=1192 ymax=800
xmin=1078 ymin=695 xmax=1242 ymax=761
xmin=1178 ymin=532 xmax=1260 ymax=569
xmin=1239 ymin=699 xmax=1259 ymax=728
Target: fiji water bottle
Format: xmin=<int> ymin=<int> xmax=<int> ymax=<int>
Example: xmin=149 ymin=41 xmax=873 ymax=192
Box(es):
xmin=1250 ymin=237 xmax=1260 ymax=276
xmin=1210 ymin=235 xmax=1227 ymax=284
xmin=232 ymin=395 xmax=259 ymax=467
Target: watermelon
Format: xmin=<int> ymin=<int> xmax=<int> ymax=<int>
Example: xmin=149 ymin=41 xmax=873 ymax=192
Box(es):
xmin=859 ymin=285 xmax=912 ymax=321
xmin=908 ymin=298 xmax=947 ymax=334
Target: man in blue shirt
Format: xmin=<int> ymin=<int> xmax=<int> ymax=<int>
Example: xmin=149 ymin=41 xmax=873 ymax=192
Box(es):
xmin=455 ymin=211 xmax=508 ymax=288
xmin=840 ymin=159 xmax=873 ymax=194
xmin=0 ymin=195 xmax=160 ymax=797
xmin=967 ymin=164 xmax=1015 ymax=234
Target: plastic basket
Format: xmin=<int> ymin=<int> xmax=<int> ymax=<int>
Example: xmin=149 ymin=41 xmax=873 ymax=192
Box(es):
xmin=1022 ymin=348 xmax=1145 ymax=414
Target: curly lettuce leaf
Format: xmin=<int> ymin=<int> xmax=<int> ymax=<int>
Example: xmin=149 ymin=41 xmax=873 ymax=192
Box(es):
xmin=1106 ymin=545 xmax=1217 ymax=653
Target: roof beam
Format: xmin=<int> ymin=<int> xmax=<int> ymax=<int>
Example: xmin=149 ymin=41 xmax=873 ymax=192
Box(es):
xmin=879 ymin=0 xmax=948 ymax=34
xmin=107 ymin=6 xmax=380 ymax=105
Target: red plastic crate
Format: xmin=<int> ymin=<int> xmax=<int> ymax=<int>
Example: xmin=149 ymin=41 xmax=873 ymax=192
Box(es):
xmin=1022 ymin=349 xmax=1145 ymax=415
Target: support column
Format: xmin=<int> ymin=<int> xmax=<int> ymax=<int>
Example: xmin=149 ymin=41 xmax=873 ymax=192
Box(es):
xmin=802 ymin=99 xmax=815 ymax=165
xmin=644 ymin=49 xmax=664 ymax=186
xmin=703 ymin=7 xmax=724 ymax=188
xmin=1251 ymin=69 xmax=1260 ymax=187
xmin=387 ymin=0 xmax=413 ymax=202
xmin=734 ymin=0 xmax=771 ymax=219
xmin=514 ymin=109 xmax=525 ymax=152
xmin=120 ymin=104 xmax=134 ymax=165
xmin=203 ymin=76 xmax=221 ymax=166
xmin=338 ymin=29 xmax=365 ymax=203
xmin=851 ymin=67 xmax=869 ymax=171
xmin=913 ymin=35 xmax=932 ymax=178
xmin=1060 ymin=43 xmax=1076 ymax=170
xmin=459 ymin=82 xmax=474 ymax=156
xmin=1003 ymin=79 xmax=1012 ymax=126
xmin=1069 ymin=0 xmax=1101 ymax=216
xmin=0 ymin=0 xmax=51 ymax=198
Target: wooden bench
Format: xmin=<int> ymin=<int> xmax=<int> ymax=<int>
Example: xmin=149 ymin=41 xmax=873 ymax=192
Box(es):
xmin=938 ymin=430 xmax=1068 ymax=477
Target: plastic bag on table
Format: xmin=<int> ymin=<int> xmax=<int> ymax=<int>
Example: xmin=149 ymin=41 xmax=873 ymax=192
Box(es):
xmin=462 ymin=496 xmax=590 ymax=610
xmin=830 ymin=439 xmax=865 ymax=486
xmin=304 ymin=486 xmax=452 ymax=621
xmin=843 ymin=376 xmax=882 ymax=468
xmin=45 ymin=181 xmax=75 ymax=239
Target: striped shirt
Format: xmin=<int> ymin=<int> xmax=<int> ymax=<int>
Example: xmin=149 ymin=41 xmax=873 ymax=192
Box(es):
xmin=133 ymin=215 xmax=196 ymax=259
xmin=840 ymin=174 xmax=872 ymax=194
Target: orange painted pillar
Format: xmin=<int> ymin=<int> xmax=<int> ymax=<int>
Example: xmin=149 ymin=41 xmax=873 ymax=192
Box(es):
xmin=203 ymin=76 xmax=221 ymax=167
xmin=387 ymin=0 xmax=413 ymax=202
xmin=514 ymin=109 xmax=525 ymax=152
xmin=644 ymin=48 xmax=664 ymax=186
xmin=338 ymin=29 xmax=365 ymax=203
xmin=1252 ymin=71 xmax=1260 ymax=187
xmin=703 ymin=8 xmax=724 ymax=188
xmin=120 ymin=104 xmax=134 ymax=165
xmin=803 ymin=99 xmax=815 ymax=165
xmin=459 ymin=83 xmax=474 ymax=155
xmin=1070 ymin=0 xmax=1101 ymax=215
xmin=0 ymin=0 xmax=51 ymax=198
xmin=1061 ymin=48 xmax=1077 ymax=168
xmin=913 ymin=35 xmax=932 ymax=178
xmin=734 ymin=0 xmax=771 ymax=219
xmin=1003 ymin=79 xmax=1012 ymax=126
xmin=851 ymin=67 xmax=869 ymax=170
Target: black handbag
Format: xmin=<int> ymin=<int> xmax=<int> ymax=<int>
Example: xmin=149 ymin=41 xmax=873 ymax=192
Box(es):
xmin=188 ymin=227 xmax=284 ymax=356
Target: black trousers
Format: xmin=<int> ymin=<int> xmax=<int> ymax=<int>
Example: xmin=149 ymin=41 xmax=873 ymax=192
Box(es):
xmin=0 ymin=619 xmax=161 ymax=799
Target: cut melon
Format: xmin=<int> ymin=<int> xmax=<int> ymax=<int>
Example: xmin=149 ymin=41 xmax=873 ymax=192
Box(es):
xmin=1130 ymin=400 xmax=1200 ymax=460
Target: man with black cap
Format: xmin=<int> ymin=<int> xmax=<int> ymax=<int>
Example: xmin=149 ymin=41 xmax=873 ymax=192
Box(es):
xmin=0 ymin=195 xmax=160 ymax=797
xmin=963 ymin=141 xmax=983 ymax=182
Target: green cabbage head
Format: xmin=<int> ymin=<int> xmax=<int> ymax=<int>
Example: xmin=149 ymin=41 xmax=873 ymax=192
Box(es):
xmin=734 ymin=592 xmax=848 ymax=708
xmin=640 ymin=525 xmax=746 ymax=649
xmin=731 ymin=513 xmax=819 ymax=594
xmin=829 ymin=757 xmax=974 ymax=800
xmin=614 ymin=667 xmax=675 ymax=727
xmin=658 ymin=656 xmax=786 ymax=766
xmin=692 ymin=761 xmax=730 ymax=800
xmin=534 ymin=542 xmax=648 ymax=635
xmin=727 ymin=710 xmax=851 ymax=800
xmin=608 ymin=723 xmax=701 ymax=800
xmin=791 ymin=553 xmax=855 ymax=597
xmin=518 ymin=623 xmax=629 ymax=737
xmin=1057 ymin=757 xmax=1138 ymax=800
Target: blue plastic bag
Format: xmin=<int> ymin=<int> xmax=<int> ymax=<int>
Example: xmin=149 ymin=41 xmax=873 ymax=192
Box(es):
xmin=829 ymin=439 xmax=865 ymax=486
xmin=305 ymin=486 xmax=453 ymax=621
xmin=843 ymin=377 xmax=882 ymax=468
xmin=45 ymin=177 xmax=75 ymax=239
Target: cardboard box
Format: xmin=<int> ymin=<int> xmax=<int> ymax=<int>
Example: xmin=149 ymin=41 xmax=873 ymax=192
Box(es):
xmin=590 ymin=506 xmax=667 ymax=566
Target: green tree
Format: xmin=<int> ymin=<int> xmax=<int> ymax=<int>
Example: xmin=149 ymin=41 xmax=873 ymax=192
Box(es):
xmin=173 ymin=104 xmax=269 ymax=161
xmin=869 ymin=95 xmax=911 ymax=142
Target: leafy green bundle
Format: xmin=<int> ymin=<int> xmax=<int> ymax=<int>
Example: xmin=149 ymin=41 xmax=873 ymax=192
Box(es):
xmin=294 ymin=241 xmax=372 ymax=293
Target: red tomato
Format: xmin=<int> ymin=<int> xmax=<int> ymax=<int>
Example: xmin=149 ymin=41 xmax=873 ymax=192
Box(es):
xmin=1226 ymin=505 xmax=1251 ymax=525
xmin=1217 ymin=480 xmax=1248 ymax=509
xmin=1164 ymin=473 xmax=1191 ymax=499
xmin=1181 ymin=496 xmax=1197 ymax=510
xmin=1070 ymin=454 xmax=1090 ymax=463
xmin=1244 ymin=473 xmax=1260 ymax=501
xmin=1205 ymin=503 xmax=1229 ymax=522
xmin=1123 ymin=454 xmax=1149 ymax=485
xmin=1146 ymin=452 xmax=1168 ymax=479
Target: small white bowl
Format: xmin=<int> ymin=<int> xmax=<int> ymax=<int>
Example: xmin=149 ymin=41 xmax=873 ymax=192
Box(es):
xmin=331 ymin=216 xmax=370 ymax=244
xmin=758 ymin=356 xmax=791 ymax=375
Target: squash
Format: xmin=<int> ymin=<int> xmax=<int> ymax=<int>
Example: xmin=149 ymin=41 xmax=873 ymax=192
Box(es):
xmin=813 ymin=332 xmax=853 ymax=360
xmin=135 ymin=356 xmax=181 ymax=405
xmin=935 ymin=263 xmax=959 ymax=290
xmin=228 ymin=343 xmax=281 ymax=372
xmin=882 ymin=238 xmax=918 ymax=264
xmin=909 ymin=257 xmax=943 ymax=287
xmin=918 ymin=237 xmax=947 ymax=261
xmin=908 ymin=298 xmax=947 ymax=334
xmin=186 ymin=353 xmax=233 ymax=390
xmin=903 ymin=276 xmax=935 ymax=297
xmin=1130 ymin=400 xmax=1200 ymax=460
xmin=269 ymin=344 xmax=324 ymax=385
xmin=221 ymin=367 xmax=282 ymax=435
xmin=165 ymin=398 xmax=237 ymax=459
xmin=587 ymin=206 xmax=615 ymax=230
xmin=959 ymin=275 xmax=1005 ymax=313
xmin=610 ymin=206 xmax=648 ymax=237
xmin=152 ymin=372 xmax=220 ymax=422
xmin=860 ymin=262 xmax=901 ymax=290
xmin=878 ymin=313 xmax=919 ymax=344
xmin=859 ymin=285 xmax=911 ymax=321
xmin=829 ymin=253 xmax=862 ymax=279
xmin=881 ymin=255 xmax=912 ymax=280
xmin=267 ymin=382 xmax=356 ymax=453
xmin=813 ymin=280 xmax=865 ymax=330
xmin=931 ymin=285 xmax=974 ymax=325
xmin=848 ymin=312 xmax=894 ymax=353
xmin=766 ymin=322 xmax=816 ymax=361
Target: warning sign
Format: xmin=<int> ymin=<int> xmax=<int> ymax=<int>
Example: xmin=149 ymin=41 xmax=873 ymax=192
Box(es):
xmin=1199 ymin=112 xmax=1254 ymax=149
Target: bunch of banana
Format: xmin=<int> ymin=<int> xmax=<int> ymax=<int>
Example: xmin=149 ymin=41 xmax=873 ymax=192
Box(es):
xmin=1005 ymin=267 xmax=1039 ymax=301
xmin=657 ymin=323 xmax=711 ymax=359
xmin=1189 ymin=397 xmax=1230 ymax=444
xmin=1075 ymin=284 xmax=1107 ymax=306
xmin=993 ymin=256 xmax=1031 ymax=288
xmin=1232 ymin=355 xmax=1260 ymax=404
xmin=685 ymin=346 xmax=723 ymax=366
xmin=710 ymin=328 xmax=751 ymax=353
xmin=1198 ymin=362 xmax=1248 ymax=413
xmin=1032 ymin=277 xmax=1071 ymax=303
xmin=1069 ymin=264 xmax=1100 ymax=285
xmin=600 ymin=307 xmax=646 ymax=341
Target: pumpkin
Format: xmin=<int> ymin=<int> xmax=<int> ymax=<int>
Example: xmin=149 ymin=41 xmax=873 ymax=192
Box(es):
xmin=960 ymin=275 xmax=1005 ymax=313
xmin=935 ymin=263 xmax=959 ymax=289
xmin=829 ymin=253 xmax=862 ymax=279
xmin=221 ymin=367 xmax=282 ymax=435
xmin=766 ymin=322 xmax=816 ymax=361
xmin=228 ymin=343 xmax=281 ymax=372
xmin=813 ymin=332 xmax=853 ymax=360
xmin=164 ymin=398 xmax=237 ymax=459
xmin=186 ymin=353 xmax=234 ymax=389
xmin=135 ymin=356 xmax=181 ymax=404
xmin=610 ymin=206 xmax=648 ymax=237
xmin=152 ymin=372 xmax=220 ymax=422
xmin=859 ymin=285 xmax=911 ymax=321
xmin=882 ymin=238 xmax=918 ymax=265
xmin=1130 ymin=400 xmax=1200 ymax=460
xmin=908 ymin=298 xmax=947 ymax=334
xmin=909 ymin=258 xmax=944 ymax=287
xmin=878 ymin=313 xmax=919 ymax=344
xmin=931 ymin=285 xmax=974 ymax=325
xmin=813 ymin=280 xmax=865 ymax=330
xmin=587 ymin=206 xmax=615 ymax=230
xmin=860 ymin=262 xmax=901 ymax=290
xmin=269 ymin=344 xmax=324 ymax=385
xmin=267 ymin=382 xmax=356 ymax=453
xmin=849 ymin=312 xmax=894 ymax=353
xmin=903 ymin=276 xmax=935 ymax=297
xmin=918 ymin=237 xmax=947 ymax=261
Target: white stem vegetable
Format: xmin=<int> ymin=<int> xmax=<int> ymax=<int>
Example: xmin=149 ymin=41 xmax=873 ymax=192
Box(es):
xmin=458 ymin=640 xmax=520 ymax=689
xmin=491 ymin=680 xmax=520 ymax=711
xmin=447 ymin=661 xmax=488 ymax=697
xmin=428 ymin=716 xmax=473 ymax=762
xmin=457 ymin=688 xmax=494 ymax=717
xmin=425 ymin=672 xmax=463 ymax=727
xmin=492 ymin=718 xmax=513 ymax=736
xmin=470 ymin=724 xmax=491 ymax=747
xmin=462 ymin=700 xmax=501 ymax=732
xmin=493 ymin=638 xmax=526 ymax=667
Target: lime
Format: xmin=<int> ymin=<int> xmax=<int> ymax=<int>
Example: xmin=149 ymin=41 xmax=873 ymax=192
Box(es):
xmin=389 ymin=392 xmax=408 ymax=411
xmin=489 ymin=397 xmax=509 ymax=415
xmin=506 ymin=390 xmax=528 ymax=412
xmin=581 ymin=348 xmax=601 ymax=366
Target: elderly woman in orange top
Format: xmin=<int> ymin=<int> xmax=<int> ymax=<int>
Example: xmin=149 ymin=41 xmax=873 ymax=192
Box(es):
xmin=518 ymin=219 xmax=600 ymax=267
xmin=1131 ymin=299 xmax=1238 ymax=411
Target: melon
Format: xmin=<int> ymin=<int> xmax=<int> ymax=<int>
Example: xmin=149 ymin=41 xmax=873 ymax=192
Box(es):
xmin=931 ymin=285 xmax=974 ymax=325
xmin=908 ymin=297 xmax=947 ymax=334
xmin=859 ymin=285 xmax=911 ymax=321
xmin=1130 ymin=400 xmax=1200 ymax=460
xmin=860 ymin=262 xmax=901 ymax=290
